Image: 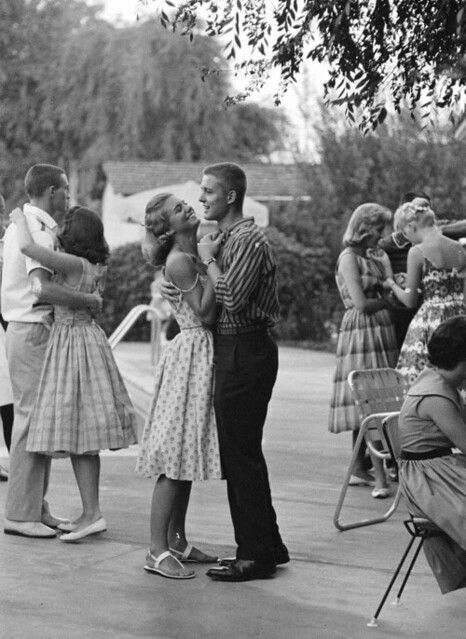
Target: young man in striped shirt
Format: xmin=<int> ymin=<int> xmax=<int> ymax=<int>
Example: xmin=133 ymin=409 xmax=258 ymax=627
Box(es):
xmin=197 ymin=162 xmax=288 ymax=582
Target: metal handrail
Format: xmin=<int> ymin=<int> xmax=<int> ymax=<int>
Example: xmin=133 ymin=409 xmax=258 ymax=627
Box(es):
xmin=108 ymin=304 xmax=164 ymax=366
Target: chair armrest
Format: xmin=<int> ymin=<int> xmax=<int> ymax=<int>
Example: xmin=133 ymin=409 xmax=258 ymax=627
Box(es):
xmin=361 ymin=412 xmax=400 ymax=459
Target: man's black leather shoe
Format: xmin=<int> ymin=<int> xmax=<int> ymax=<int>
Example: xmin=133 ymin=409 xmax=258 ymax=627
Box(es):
xmin=218 ymin=544 xmax=290 ymax=567
xmin=206 ymin=559 xmax=276 ymax=582
xmin=273 ymin=543 xmax=290 ymax=565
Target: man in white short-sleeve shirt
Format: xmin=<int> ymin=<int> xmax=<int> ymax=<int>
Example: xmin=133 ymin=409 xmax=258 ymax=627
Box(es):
xmin=1 ymin=164 xmax=101 ymax=538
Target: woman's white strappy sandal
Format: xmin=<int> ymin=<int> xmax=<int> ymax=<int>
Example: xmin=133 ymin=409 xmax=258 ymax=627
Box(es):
xmin=144 ymin=550 xmax=196 ymax=579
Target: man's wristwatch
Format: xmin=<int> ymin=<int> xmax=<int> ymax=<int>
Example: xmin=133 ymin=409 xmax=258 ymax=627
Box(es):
xmin=204 ymin=257 xmax=216 ymax=266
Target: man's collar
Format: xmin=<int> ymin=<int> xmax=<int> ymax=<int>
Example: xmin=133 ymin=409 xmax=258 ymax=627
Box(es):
xmin=24 ymin=203 xmax=57 ymax=230
xmin=222 ymin=217 xmax=255 ymax=237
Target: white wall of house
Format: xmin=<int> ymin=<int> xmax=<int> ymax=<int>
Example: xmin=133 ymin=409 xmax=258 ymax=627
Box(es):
xmin=101 ymin=182 xmax=146 ymax=249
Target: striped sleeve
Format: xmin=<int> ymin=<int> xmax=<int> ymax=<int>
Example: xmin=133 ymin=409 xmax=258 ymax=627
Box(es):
xmin=215 ymin=231 xmax=266 ymax=313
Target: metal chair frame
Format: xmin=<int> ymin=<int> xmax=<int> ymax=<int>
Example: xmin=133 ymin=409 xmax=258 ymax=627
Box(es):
xmin=333 ymin=368 xmax=408 ymax=532
xmin=367 ymin=414 xmax=442 ymax=627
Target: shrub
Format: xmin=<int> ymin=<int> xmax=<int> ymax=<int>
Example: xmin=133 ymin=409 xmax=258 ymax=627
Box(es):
xmin=265 ymin=227 xmax=337 ymax=341
xmin=100 ymin=242 xmax=155 ymax=340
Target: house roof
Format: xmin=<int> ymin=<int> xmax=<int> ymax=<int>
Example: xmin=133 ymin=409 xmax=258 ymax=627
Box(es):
xmin=103 ymin=161 xmax=310 ymax=200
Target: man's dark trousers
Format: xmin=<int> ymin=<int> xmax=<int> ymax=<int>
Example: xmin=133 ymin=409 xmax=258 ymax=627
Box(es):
xmin=214 ymin=329 xmax=283 ymax=566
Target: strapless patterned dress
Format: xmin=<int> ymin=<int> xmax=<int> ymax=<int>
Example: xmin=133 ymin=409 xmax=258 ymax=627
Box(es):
xmin=136 ymin=282 xmax=222 ymax=481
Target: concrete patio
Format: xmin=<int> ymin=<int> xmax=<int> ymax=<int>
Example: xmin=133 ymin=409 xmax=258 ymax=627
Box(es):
xmin=1 ymin=344 xmax=465 ymax=638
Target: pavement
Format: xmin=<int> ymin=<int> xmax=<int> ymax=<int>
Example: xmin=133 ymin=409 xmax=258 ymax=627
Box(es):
xmin=1 ymin=343 xmax=466 ymax=638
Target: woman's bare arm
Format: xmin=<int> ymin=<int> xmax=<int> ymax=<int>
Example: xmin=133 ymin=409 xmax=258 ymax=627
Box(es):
xmin=166 ymin=253 xmax=217 ymax=324
xmin=29 ymin=269 xmax=102 ymax=316
xmin=385 ymin=246 xmax=423 ymax=308
xmin=11 ymin=208 xmax=82 ymax=278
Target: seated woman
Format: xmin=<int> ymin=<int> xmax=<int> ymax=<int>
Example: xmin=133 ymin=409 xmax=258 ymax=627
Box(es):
xmin=398 ymin=315 xmax=466 ymax=593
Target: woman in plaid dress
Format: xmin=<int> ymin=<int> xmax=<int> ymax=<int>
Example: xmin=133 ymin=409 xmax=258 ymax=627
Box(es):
xmin=328 ymin=203 xmax=398 ymax=498
xmin=10 ymin=206 xmax=137 ymax=541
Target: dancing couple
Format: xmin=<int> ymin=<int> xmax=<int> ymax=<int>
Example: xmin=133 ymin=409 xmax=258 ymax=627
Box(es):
xmin=137 ymin=162 xmax=289 ymax=581
xmin=2 ymin=164 xmax=137 ymax=540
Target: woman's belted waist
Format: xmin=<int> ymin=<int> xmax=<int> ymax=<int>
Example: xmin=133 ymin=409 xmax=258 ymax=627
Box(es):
xmin=400 ymin=447 xmax=452 ymax=461
xmin=54 ymin=317 xmax=94 ymax=326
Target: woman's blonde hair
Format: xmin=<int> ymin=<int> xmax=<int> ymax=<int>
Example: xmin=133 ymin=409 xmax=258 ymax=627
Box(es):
xmin=394 ymin=201 xmax=436 ymax=232
xmin=144 ymin=193 xmax=175 ymax=266
xmin=343 ymin=203 xmax=392 ymax=248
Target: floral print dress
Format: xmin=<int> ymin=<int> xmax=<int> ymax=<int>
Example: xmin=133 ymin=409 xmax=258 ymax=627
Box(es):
xmin=397 ymin=256 xmax=466 ymax=384
xmin=136 ymin=276 xmax=222 ymax=481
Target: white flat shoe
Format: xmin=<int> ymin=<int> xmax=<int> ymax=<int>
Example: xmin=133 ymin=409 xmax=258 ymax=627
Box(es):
xmin=371 ymin=487 xmax=390 ymax=499
xmin=59 ymin=517 xmax=107 ymax=542
xmin=57 ymin=522 xmax=78 ymax=533
xmin=144 ymin=550 xmax=195 ymax=579
xmin=348 ymin=474 xmax=374 ymax=487
xmin=4 ymin=519 xmax=56 ymax=538
xmin=41 ymin=514 xmax=71 ymax=529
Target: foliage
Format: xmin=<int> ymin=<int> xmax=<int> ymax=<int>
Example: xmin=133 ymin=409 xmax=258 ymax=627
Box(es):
xmin=0 ymin=0 xmax=285 ymax=202
xmin=100 ymin=242 xmax=155 ymax=341
xmin=153 ymin=0 xmax=466 ymax=131
xmin=268 ymin=111 xmax=466 ymax=335
xmin=265 ymin=226 xmax=334 ymax=340
xmin=315 ymin=111 xmax=466 ymax=222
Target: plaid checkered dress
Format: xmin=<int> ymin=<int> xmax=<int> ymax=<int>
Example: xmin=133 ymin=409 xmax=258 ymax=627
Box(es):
xmin=328 ymin=248 xmax=398 ymax=433
xmin=26 ymin=259 xmax=137 ymax=455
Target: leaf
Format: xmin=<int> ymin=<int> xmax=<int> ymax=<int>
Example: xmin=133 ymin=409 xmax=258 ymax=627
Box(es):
xmin=377 ymin=106 xmax=387 ymax=124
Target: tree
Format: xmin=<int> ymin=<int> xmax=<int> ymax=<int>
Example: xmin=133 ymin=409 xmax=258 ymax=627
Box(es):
xmin=268 ymin=109 xmax=466 ymax=335
xmin=315 ymin=110 xmax=466 ymax=220
xmin=0 ymin=0 xmax=285 ymax=201
xmin=154 ymin=0 xmax=466 ymax=131
xmin=0 ymin=0 xmax=103 ymax=198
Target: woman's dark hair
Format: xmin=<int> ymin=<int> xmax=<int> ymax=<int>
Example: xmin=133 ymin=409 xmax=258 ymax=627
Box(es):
xmin=143 ymin=193 xmax=175 ymax=267
xmin=400 ymin=191 xmax=431 ymax=206
xmin=57 ymin=206 xmax=109 ymax=265
xmin=428 ymin=316 xmax=466 ymax=370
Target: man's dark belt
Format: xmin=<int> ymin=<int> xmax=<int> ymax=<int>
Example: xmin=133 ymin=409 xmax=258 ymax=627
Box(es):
xmin=216 ymin=322 xmax=268 ymax=335
xmin=400 ymin=447 xmax=452 ymax=460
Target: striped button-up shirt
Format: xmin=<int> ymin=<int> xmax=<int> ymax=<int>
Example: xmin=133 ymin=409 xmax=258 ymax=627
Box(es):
xmin=214 ymin=218 xmax=280 ymax=334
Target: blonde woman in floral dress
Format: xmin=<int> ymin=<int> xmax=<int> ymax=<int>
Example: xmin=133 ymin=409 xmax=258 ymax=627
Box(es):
xmin=136 ymin=194 xmax=222 ymax=580
xmin=384 ymin=199 xmax=466 ymax=385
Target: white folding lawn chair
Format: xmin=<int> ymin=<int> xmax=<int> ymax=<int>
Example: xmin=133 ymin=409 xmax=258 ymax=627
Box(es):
xmin=333 ymin=368 xmax=408 ymax=532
